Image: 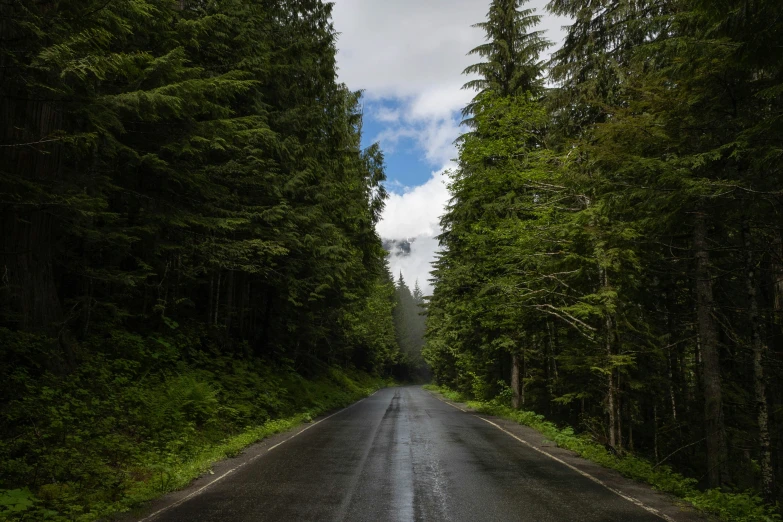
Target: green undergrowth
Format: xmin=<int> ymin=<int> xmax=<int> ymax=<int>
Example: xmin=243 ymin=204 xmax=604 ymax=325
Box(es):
xmin=0 ymin=327 xmax=390 ymax=521
xmin=423 ymin=385 xmax=779 ymax=522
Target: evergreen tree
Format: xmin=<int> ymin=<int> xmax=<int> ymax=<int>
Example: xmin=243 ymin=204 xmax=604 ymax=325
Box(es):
xmin=391 ymin=273 xmax=427 ymax=379
xmin=425 ymin=0 xmax=783 ymax=506
xmin=461 ymin=0 xmax=550 ymax=125
xmin=0 ymin=2 xmax=404 ymax=515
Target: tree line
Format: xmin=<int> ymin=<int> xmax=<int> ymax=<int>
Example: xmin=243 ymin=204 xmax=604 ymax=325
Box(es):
xmin=392 ymin=273 xmax=428 ymax=380
xmin=0 ymin=0 xmax=406 ymax=517
xmin=0 ymin=0 xmax=401 ymax=373
xmin=424 ymin=0 xmax=783 ymax=506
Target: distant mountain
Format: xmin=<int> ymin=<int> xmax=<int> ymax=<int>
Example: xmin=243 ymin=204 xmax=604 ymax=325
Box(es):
xmin=383 ymin=238 xmax=416 ymax=257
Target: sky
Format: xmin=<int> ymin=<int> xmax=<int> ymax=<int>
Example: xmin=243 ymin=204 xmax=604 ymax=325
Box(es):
xmin=331 ymin=0 xmax=570 ymax=294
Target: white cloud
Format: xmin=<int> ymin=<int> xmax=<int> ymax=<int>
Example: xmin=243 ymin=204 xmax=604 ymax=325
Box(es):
xmin=377 ymin=167 xmax=452 ymax=294
xmin=373 ymin=124 xmax=418 ymax=153
xmin=333 ymin=1 xmax=486 ymax=100
xmin=377 ymin=167 xmax=451 ymax=238
xmin=387 ymin=235 xmax=442 ymax=294
xmin=408 ymin=85 xmax=473 ymax=120
xmin=419 ymin=117 xmax=462 ymax=166
xmin=374 ymin=105 xmax=402 ymax=123
xmin=333 ymin=0 xmax=569 ymax=101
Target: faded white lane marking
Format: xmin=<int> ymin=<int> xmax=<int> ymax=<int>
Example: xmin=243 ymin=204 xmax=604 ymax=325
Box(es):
xmin=138 ymin=390 xmax=380 ymax=521
xmin=478 ymin=417 xmax=675 ymax=522
xmin=264 ymin=392 xmax=376 ymax=453
xmin=426 ymin=391 xmax=675 ymax=522
xmin=431 ymin=394 xmax=466 ymax=412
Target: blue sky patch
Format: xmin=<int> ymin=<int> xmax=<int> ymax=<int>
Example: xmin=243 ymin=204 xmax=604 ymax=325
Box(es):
xmin=360 ymin=99 xmax=458 ymax=193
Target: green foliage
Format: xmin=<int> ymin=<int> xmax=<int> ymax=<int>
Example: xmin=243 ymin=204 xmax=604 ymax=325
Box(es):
xmin=427 ymin=0 xmax=783 ymax=513
xmin=342 ymin=272 xmax=402 ymax=375
xmin=0 ymin=2 xmax=404 ymax=519
xmin=0 ymin=489 xmax=52 ymax=519
xmin=0 ymin=325 xmax=386 ymax=521
xmin=1 ymin=0 xmax=398 ymax=373
xmin=686 ymin=490 xmax=781 ymax=522
xmin=462 ymin=0 xmax=551 ymax=122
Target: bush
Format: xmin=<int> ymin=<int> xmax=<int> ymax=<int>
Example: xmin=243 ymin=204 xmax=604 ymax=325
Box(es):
xmin=0 ymin=327 xmax=387 ymax=521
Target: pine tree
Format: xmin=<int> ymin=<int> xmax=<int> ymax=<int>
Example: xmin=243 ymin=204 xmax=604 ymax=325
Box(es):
xmin=1 ymin=3 xmax=404 ymax=512
xmin=426 ymin=0 xmax=783 ymax=504
xmin=461 ymin=0 xmax=550 ymax=126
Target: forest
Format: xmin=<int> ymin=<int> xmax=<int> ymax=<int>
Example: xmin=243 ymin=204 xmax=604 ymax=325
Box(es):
xmin=393 ymin=273 xmax=428 ymax=381
xmin=424 ymin=0 xmax=783 ymax=515
xmin=4 ymin=0 xmax=782 ymax=519
xmin=0 ymin=0 xmax=427 ymax=519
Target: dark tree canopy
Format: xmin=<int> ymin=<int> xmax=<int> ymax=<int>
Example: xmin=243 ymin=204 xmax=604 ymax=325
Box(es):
xmin=0 ymin=0 xmax=402 ymax=517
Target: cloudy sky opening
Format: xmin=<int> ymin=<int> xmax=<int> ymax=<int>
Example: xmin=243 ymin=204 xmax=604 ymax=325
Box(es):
xmin=331 ymin=0 xmax=569 ymax=293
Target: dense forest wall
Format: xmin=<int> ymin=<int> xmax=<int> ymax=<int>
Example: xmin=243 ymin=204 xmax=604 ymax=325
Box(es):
xmin=425 ymin=0 xmax=783 ymax=508
xmin=391 ymin=274 xmax=428 ymax=380
xmin=0 ymin=0 xmax=402 ymax=518
xmin=0 ymin=0 xmax=399 ymax=370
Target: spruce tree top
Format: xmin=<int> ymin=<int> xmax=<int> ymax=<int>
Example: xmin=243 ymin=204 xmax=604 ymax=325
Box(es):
xmin=462 ymin=0 xmax=551 ymax=123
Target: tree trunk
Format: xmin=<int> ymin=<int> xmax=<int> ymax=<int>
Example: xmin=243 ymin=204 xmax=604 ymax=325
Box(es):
xmin=0 ymin=87 xmax=64 ymax=333
xmin=752 ymin=310 xmax=774 ymax=503
xmin=773 ymin=231 xmax=783 ymax=323
xmin=83 ymin=278 xmax=93 ymax=337
xmin=254 ymin=286 xmax=273 ymax=356
xmin=238 ymin=278 xmax=249 ymax=339
xmin=654 ymin=405 xmax=659 ymax=462
xmin=547 ymin=321 xmax=559 ymax=412
xmin=208 ymin=273 xmax=214 ymax=324
xmin=603 ymin=266 xmax=618 ymax=449
xmin=213 ymin=270 xmax=221 ymax=325
xmin=544 ymin=331 xmax=552 ymax=410
xmin=694 ymin=211 xmax=728 ymax=488
xmin=668 ymin=349 xmax=678 ymax=421
xmin=743 ymin=222 xmax=774 ymax=502
xmin=616 ymin=372 xmax=623 ymax=452
xmin=224 ymin=270 xmax=234 ymax=330
xmin=607 ymin=364 xmax=616 ymax=449
xmin=521 ymin=348 xmax=526 ymax=407
xmin=511 ymin=352 xmax=521 ymax=409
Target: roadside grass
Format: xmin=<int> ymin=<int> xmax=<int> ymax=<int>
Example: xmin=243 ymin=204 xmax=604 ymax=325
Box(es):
xmin=0 ymin=357 xmax=389 ymax=522
xmin=121 ymin=370 xmax=384 ymax=519
xmin=423 ymin=385 xmax=780 ymax=522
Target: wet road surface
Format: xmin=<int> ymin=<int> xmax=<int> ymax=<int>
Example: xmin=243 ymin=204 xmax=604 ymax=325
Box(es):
xmin=143 ymin=386 xmax=671 ymax=521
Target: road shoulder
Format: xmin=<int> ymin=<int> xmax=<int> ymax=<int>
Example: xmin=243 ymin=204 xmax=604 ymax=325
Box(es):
xmin=116 ymin=394 xmax=377 ymax=522
xmin=425 ymin=389 xmax=712 ymax=522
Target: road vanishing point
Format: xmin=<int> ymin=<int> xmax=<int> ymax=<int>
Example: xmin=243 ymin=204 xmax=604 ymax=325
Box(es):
xmin=135 ymin=386 xmax=706 ymax=522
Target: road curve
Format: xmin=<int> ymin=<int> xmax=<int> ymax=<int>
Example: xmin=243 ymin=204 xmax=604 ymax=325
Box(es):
xmin=141 ymin=386 xmax=680 ymax=522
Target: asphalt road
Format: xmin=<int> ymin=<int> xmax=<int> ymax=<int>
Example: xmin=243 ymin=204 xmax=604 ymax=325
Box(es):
xmin=142 ymin=386 xmax=676 ymax=522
